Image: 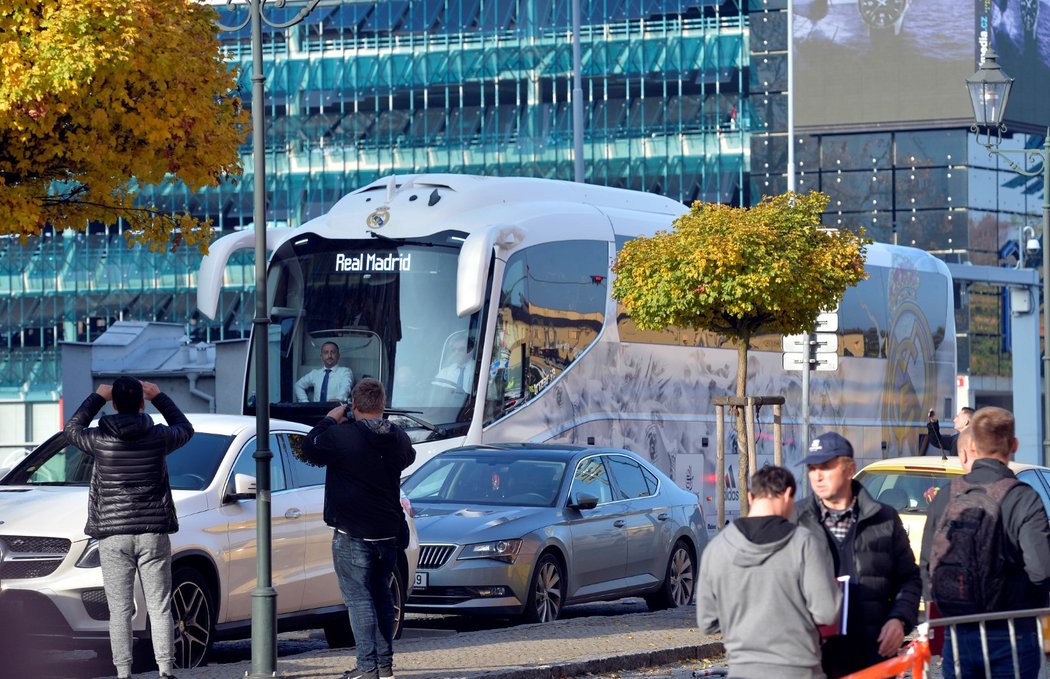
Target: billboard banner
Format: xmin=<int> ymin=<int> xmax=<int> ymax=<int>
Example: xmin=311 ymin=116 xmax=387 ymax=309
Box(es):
xmin=792 ymin=0 xmax=976 ymax=129
xmin=985 ymin=0 xmax=1050 ymax=129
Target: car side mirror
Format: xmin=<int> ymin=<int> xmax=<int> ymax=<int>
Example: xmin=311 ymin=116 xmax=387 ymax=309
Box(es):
xmin=568 ymin=492 xmax=599 ymax=511
xmin=225 ymin=473 xmax=257 ymax=502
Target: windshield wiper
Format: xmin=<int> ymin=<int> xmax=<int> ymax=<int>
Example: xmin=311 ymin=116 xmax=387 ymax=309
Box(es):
xmin=368 ymin=232 xmax=459 ymax=249
xmin=384 ymin=408 xmax=447 ymax=437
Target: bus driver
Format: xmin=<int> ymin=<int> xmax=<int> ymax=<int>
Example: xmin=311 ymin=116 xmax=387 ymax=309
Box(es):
xmin=295 ymin=341 xmax=354 ymax=403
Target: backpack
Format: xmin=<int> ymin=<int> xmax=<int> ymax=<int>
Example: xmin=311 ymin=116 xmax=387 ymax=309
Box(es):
xmin=928 ymin=475 xmax=1019 ymax=616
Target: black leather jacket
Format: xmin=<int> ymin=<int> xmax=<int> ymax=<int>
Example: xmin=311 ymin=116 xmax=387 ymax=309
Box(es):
xmin=65 ymin=392 xmax=194 ymax=539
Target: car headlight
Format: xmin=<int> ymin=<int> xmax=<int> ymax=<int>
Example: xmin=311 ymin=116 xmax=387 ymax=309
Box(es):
xmin=76 ymin=539 xmax=101 ymax=569
xmin=457 ymin=538 xmax=522 ymax=563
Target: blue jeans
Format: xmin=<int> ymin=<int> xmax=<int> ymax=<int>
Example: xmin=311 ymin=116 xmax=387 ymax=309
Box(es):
xmin=332 ymin=531 xmax=398 ymax=671
xmin=942 ymin=619 xmax=1042 ymax=679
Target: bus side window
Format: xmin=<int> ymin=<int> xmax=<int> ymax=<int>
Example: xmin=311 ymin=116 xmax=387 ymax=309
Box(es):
xmin=483 ymin=240 xmax=607 ymax=426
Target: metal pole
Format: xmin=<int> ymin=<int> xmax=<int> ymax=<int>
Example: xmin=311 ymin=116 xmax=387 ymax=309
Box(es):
xmin=1042 ymin=128 xmax=1050 ymax=466
xmin=211 ymin=3 xmax=319 ymax=675
xmin=247 ymin=1 xmax=276 ymax=674
xmin=571 ymin=0 xmax=585 ymax=183
xmin=786 ymin=0 xmax=795 ymax=194
xmin=785 ymin=0 xmax=812 ymax=464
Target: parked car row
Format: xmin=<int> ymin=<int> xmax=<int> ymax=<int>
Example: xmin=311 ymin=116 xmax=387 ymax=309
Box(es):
xmin=0 ymin=414 xmax=418 ymax=669
xmin=0 ymin=418 xmax=706 ymax=670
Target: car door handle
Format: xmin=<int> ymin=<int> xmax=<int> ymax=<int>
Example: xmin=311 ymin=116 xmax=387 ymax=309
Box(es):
xmin=657 ymin=512 xmax=670 ymax=521
xmin=613 ymin=519 xmax=626 ymax=528
xmin=284 ymin=508 xmax=302 ymax=519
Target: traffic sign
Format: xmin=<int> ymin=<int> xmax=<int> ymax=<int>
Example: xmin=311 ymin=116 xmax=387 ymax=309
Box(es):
xmin=784 ymin=308 xmax=840 ymax=372
xmin=813 ymin=332 xmax=838 ymax=353
xmin=783 ymin=352 xmax=839 ymax=371
xmin=815 ymin=310 xmax=839 ymax=333
xmin=783 ymin=333 xmax=839 ymax=353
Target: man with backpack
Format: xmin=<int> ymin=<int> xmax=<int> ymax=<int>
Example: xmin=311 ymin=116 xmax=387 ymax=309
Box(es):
xmin=921 ymin=406 xmax=1050 ymax=679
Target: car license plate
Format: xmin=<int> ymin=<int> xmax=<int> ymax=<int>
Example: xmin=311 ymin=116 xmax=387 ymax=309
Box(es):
xmin=413 ymin=571 xmax=428 ymax=589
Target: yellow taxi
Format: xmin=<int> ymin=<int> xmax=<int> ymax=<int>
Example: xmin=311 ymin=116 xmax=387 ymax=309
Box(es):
xmin=855 ymin=455 xmax=1050 ymax=647
xmin=854 ymin=455 xmax=1050 ymax=560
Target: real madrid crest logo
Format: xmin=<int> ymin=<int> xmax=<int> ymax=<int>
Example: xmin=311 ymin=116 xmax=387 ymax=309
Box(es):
xmin=366 ymin=207 xmax=390 ymax=230
xmin=881 ymin=255 xmax=935 ymax=456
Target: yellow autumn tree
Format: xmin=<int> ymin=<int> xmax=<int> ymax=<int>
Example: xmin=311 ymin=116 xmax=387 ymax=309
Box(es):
xmin=612 ymin=191 xmax=869 ymax=514
xmin=0 ymin=0 xmax=249 ymax=252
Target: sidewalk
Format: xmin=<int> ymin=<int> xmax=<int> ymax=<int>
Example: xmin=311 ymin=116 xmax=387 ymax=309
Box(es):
xmin=140 ymin=607 xmax=724 ymax=679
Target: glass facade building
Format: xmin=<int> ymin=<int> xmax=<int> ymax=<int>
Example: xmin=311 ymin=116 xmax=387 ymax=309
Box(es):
xmin=1 ymin=0 xmax=1044 ymax=448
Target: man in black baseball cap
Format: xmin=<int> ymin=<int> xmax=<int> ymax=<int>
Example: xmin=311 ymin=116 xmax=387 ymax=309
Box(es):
xmin=794 ymin=432 xmax=921 ymax=678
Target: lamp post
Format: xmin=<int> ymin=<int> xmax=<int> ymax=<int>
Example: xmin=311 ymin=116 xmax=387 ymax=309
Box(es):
xmin=967 ymin=49 xmax=1050 ymax=465
xmin=214 ymin=1 xmax=320 ymax=676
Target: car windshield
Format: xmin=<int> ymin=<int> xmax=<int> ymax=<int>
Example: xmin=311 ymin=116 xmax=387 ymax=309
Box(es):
xmin=403 ymin=455 xmax=567 ymax=507
xmin=855 ymin=469 xmax=955 ymax=514
xmin=2 ymin=433 xmax=235 ymax=491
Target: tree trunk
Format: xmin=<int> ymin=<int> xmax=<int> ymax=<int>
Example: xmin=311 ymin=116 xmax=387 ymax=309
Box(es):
xmin=735 ymin=336 xmax=750 ymax=516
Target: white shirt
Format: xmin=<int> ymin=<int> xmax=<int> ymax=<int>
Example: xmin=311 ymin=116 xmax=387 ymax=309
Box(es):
xmin=294 ymin=366 xmax=353 ymax=402
xmin=432 ymin=361 xmax=473 ymax=392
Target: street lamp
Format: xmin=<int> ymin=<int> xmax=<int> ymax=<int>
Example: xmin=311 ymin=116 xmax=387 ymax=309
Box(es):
xmin=214 ymin=2 xmax=320 ymax=677
xmin=967 ymin=49 xmax=1050 ymax=465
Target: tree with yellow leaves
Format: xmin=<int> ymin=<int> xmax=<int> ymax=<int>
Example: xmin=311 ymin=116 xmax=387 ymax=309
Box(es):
xmin=0 ymin=0 xmax=248 ymax=252
xmin=612 ymin=191 xmax=869 ymax=514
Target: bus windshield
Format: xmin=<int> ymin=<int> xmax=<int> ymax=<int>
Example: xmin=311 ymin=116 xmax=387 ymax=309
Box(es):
xmin=247 ymin=231 xmax=482 ymax=441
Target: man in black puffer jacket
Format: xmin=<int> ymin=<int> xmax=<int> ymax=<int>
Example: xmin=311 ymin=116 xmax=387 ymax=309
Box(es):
xmin=65 ymin=377 xmax=193 ymax=679
xmin=301 ymin=378 xmax=415 ymax=679
xmin=794 ymin=432 xmax=921 ymax=678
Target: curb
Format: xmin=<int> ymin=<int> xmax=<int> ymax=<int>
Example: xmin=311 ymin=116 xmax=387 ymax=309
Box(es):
xmin=461 ymin=642 xmax=726 ymax=678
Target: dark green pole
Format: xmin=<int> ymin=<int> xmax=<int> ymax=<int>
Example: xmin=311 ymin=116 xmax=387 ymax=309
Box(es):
xmin=213 ymin=2 xmax=321 ymax=676
xmin=246 ymin=0 xmax=277 ymax=674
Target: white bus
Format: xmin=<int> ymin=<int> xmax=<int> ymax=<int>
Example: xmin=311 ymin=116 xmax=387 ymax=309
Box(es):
xmin=197 ymin=174 xmax=955 ymax=530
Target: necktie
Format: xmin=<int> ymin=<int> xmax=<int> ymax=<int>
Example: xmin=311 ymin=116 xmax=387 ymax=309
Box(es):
xmin=319 ymin=369 xmax=331 ymax=402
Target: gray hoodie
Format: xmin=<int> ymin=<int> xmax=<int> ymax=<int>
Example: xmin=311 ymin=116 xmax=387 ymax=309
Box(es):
xmin=697 ymin=516 xmax=841 ymax=679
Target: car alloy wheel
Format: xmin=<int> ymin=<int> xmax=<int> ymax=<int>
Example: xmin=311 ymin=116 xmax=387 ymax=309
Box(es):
xmin=667 ymin=541 xmax=695 ymax=605
xmin=524 ymin=553 xmax=564 ymax=623
xmin=645 ymin=539 xmax=695 ymax=611
xmin=170 ymin=567 xmax=214 ymax=669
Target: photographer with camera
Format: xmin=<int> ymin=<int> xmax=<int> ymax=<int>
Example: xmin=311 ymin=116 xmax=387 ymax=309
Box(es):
xmin=301 ymin=378 xmax=415 ymax=679
xmin=927 ymin=407 xmax=974 ymax=457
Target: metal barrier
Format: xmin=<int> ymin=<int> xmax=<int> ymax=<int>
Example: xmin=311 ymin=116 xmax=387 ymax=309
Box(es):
xmin=842 ymin=608 xmax=1050 ymax=679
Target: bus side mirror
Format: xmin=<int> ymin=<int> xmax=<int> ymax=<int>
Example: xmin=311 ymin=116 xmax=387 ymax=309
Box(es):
xmin=457 ymin=224 xmax=525 ymax=317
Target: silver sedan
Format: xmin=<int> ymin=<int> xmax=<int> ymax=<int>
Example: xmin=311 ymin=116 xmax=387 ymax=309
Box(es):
xmin=403 ymin=444 xmax=706 ymax=622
